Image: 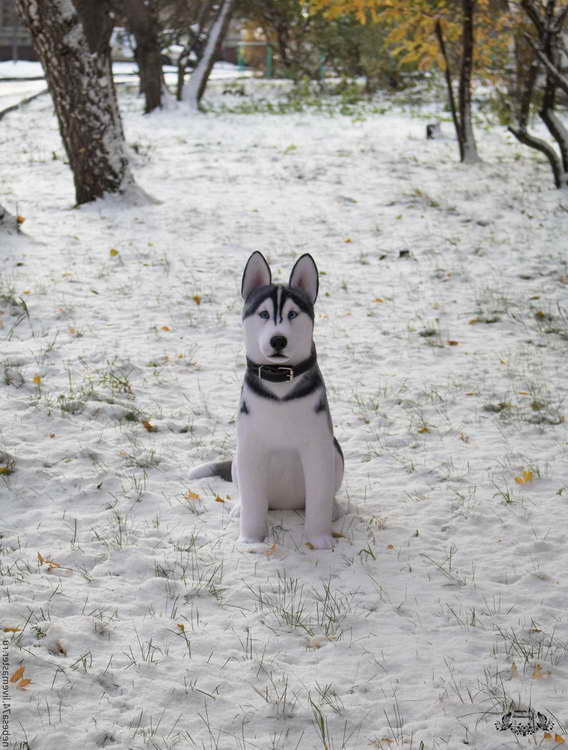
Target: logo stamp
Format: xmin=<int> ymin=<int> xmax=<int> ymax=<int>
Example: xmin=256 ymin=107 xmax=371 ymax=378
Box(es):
xmin=495 ymin=708 xmax=554 ymax=736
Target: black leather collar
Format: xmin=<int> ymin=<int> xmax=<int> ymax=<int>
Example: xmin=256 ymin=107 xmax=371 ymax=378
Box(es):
xmin=246 ymin=349 xmax=317 ymax=383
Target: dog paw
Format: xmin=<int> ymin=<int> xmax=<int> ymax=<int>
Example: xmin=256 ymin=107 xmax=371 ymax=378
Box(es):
xmin=306 ymin=534 xmax=334 ymax=550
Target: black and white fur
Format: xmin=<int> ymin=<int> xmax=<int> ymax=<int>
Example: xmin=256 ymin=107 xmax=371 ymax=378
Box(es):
xmin=189 ymin=252 xmax=344 ymax=549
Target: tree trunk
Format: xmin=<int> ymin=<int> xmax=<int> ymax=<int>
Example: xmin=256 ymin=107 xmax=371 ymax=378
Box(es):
xmin=16 ymin=0 xmax=136 ymax=205
xmin=434 ymin=3 xmax=480 ymax=165
xmin=459 ymin=0 xmax=481 ymax=163
xmin=123 ymin=0 xmax=163 ymax=114
xmin=509 ymin=0 xmax=568 ymax=188
xmin=183 ymin=0 xmax=235 ymax=112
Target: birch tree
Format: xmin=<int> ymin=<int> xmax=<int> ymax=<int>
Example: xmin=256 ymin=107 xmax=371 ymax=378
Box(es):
xmin=16 ymin=0 xmax=142 ymax=205
xmin=181 ymin=0 xmax=235 ymax=111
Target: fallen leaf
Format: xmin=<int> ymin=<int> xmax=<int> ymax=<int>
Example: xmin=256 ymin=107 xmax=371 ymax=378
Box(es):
xmin=264 ymin=543 xmax=277 ymax=556
xmin=418 ymin=426 xmax=430 ymax=433
xmin=214 ymin=495 xmax=225 ymax=503
xmin=193 ymin=295 xmax=202 ymax=305
xmin=16 ymin=215 xmax=25 ymax=224
xmin=184 ymin=490 xmax=200 ymax=501
xmin=387 ymin=544 xmax=395 ymax=550
xmin=160 ymin=325 xmax=172 ymax=331
xmin=514 ymin=471 xmax=533 ymax=485
xmin=373 ymin=297 xmax=385 ymax=303
xmin=142 ymin=420 xmax=158 ymax=433
xmin=33 ymin=375 xmax=42 ymax=385
xmin=331 ymin=532 xmax=345 ymax=539
xmin=555 ymin=735 xmax=565 ymax=744
xmin=2 ymin=627 xmax=21 ymax=633
xmin=18 ymin=678 xmax=32 ymax=690
xmin=305 ymin=542 xmax=315 ymax=550
xmin=10 ymin=665 xmax=25 ymax=683
xmin=109 ymin=248 xmax=119 ymax=257
xmin=447 ymin=340 xmax=459 ymax=346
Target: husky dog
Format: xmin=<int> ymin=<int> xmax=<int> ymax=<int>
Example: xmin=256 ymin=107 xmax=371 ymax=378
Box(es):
xmin=189 ymin=252 xmax=343 ymax=549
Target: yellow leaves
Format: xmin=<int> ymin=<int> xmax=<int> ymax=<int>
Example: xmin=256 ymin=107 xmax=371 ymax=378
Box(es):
xmin=184 ymin=489 xmax=201 ymax=501
xmin=514 ymin=470 xmax=533 ymax=485
xmin=37 ymin=552 xmax=72 ymax=576
xmin=192 ymin=294 xmax=202 ymax=305
xmin=33 ymin=375 xmax=42 ymax=386
xmin=10 ymin=664 xmax=31 ymax=690
xmin=160 ymin=325 xmax=172 ymax=332
xmin=109 ymin=248 xmax=120 ymax=257
xmin=531 ymin=663 xmax=551 ymax=680
xmin=37 ymin=552 xmax=60 ymax=568
xmin=2 ymin=626 xmax=21 ymax=633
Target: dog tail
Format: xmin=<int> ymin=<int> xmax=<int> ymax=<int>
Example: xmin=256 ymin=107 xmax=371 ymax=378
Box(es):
xmin=188 ymin=459 xmax=232 ymax=482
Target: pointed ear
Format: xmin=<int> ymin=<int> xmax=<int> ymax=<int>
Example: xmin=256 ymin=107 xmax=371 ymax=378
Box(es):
xmin=289 ymin=254 xmax=318 ymax=303
xmin=241 ymin=252 xmax=271 ymax=300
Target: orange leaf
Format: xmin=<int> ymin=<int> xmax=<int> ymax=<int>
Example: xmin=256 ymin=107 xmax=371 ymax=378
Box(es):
xmin=193 ymin=295 xmax=202 ymax=305
xmin=18 ymin=678 xmax=32 ymax=690
xmin=33 ymin=375 xmax=42 ymax=385
xmin=10 ymin=666 xmax=25 ymax=683
xmin=160 ymin=325 xmax=172 ymax=331
xmin=16 ymin=215 xmax=25 ymax=224
xmin=2 ymin=627 xmax=21 ymax=633
xmin=142 ymin=420 xmax=158 ymax=433
xmin=514 ymin=471 xmax=533 ymax=485
xmin=214 ymin=495 xmax=225 ymax=503
xmin=555 ymin=735 xmax=565 ymax=744
xmin=447 ymin=340 xmax=459 ymax=346
xmin=184 ymin=490 xmax=200 ymax=501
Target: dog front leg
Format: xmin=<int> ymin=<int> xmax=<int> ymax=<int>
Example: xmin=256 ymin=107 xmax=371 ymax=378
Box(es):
xmin=302 ymin=443 xmax=336 ymax=550
xmin=237 ymin=445 xmax=269 ymax=543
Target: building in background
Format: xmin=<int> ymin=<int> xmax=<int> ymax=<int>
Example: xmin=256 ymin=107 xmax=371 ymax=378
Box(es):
xmin=0 ymin=0 xmax=35 ymax=61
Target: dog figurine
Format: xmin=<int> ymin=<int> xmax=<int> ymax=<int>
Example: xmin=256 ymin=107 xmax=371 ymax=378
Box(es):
xmin=189 ymin=252 xmax=343 ymax=549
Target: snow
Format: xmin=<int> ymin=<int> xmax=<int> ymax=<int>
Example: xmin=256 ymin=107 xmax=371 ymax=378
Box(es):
xmin=1 ymin=74 xmax=568 ymax=750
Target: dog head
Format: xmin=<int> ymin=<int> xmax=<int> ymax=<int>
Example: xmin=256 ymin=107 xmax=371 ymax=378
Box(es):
xmin=241 ymin=252 xmax=318 ymax=365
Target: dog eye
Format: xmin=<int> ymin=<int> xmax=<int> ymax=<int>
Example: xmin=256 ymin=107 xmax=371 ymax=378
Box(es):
xmin=288 ymin=310 xmax=298 ymax=320
xmin=258 ymin=310 xmax=270 ymax=320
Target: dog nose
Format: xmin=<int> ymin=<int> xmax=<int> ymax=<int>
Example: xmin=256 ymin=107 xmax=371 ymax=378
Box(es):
xmin=270 ymin=335 xmax=287 ymax=352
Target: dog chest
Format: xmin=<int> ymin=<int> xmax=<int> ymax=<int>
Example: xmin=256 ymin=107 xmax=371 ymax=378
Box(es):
xmin=238 ymin=383 xmax=332 ymax=448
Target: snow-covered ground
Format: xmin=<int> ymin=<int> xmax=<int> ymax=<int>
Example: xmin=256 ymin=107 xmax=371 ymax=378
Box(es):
xmin=1 ymin=75 xmax=568 ymax=750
